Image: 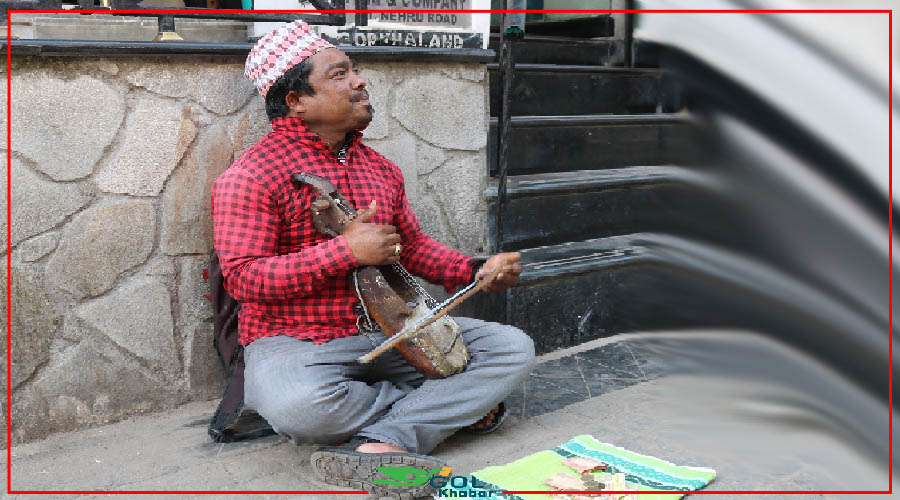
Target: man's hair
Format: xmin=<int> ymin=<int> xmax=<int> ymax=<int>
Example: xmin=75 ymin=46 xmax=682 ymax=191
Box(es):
xmin=264 ymin=59 xmax=315 ymax=121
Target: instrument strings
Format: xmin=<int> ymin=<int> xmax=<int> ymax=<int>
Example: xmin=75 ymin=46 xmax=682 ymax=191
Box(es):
xmin=335 ymin=197 xmax=438 ymax=310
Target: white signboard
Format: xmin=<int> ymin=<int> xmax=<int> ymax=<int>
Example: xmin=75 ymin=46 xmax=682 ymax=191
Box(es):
xmin=253 ymin=0 xmax=491 ymax=49
xmin=365 ymin=0 xmax=472 ymax=29
xmin=327 ymin=28 xmax=483 ymax=48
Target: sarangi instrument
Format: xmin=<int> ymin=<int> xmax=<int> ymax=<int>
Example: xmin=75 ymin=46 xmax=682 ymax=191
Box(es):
xmin=291 ymin=172 xmax=471 ymax=379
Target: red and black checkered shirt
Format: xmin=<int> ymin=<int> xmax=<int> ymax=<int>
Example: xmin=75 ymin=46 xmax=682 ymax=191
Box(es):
xmin=212 ymin=116 xmax=476 ymax=346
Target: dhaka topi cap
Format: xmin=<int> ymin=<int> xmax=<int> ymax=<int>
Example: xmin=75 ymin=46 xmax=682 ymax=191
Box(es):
xmin=245 ymin=20 xmax=334 ymax=98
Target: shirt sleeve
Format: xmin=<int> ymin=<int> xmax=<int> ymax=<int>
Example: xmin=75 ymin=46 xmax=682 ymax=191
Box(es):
xmin=211 ymin=168 xmax=357 ymax=303
xmin=390 ymin=171 xmax=477 ymax=292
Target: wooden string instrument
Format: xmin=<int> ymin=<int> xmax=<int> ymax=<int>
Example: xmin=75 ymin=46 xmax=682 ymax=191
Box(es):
xmin=291 ymin=173 xmax=469 ymax=379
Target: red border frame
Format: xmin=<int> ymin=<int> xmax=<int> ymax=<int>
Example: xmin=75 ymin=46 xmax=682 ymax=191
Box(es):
xmin=4 ymin=7 xmax=893 ymax=496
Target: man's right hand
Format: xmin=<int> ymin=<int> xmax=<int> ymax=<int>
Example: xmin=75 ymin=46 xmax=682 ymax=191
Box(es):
xmin=343 ymin=200 xmax=402 ymax=266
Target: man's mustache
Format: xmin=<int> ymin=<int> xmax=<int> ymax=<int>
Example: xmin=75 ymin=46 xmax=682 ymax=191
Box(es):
xmin=351 ymin=91 xmax=369 ymax=102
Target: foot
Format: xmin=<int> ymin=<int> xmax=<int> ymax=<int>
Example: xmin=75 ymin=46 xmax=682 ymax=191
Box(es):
xmin=465 ymin=405 xmax=501 ymax=432
xmin=355 ymin=440 xmax=407 ymax=453
xmin=310 ymin=438 xmax=446 ymax=499
xmin=463 ymin=402 xmax=508 ymax=435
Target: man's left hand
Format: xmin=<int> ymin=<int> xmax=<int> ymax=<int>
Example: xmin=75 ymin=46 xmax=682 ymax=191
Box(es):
xmin=476 ymin=252 xmax=523 ymax=292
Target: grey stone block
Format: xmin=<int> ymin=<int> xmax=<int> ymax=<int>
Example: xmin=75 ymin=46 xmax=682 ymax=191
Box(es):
xmin=0 ymin=78 xmax=6 ymax=150
xmin=392 ymin=73 xmax=487 ymax=151
xmin=439 ymin=65 xmax=487 ymax=82
xmin=176 ymin=256 xmax=213 ymax=328
xmin=11 ymin=158 xmax=93 ymax=246
xmin=17 ymin=337 xmax=179 ymax=444
xmin=0 ymin=266 xmax=6 ymax=385
xmin=13 ymin=231 xmax=60 ymax=263
xmin=230 ymin=96 xmax=271 ymax=159
xmin=47 ymin=201 xmax=155 ymax=299
xmin=126 ymin=63 xmax=254 ymax=116
xmin=10 ymin=264 xmax=59 ymax=389
xmin=413 ymin=193 xmax=458 ymax=252
xmin=428 ymin=152 xmax=486 ymax=254
xmin=96 ymin=98 xmax=197 ymax=196
xmin=11 ymin=72 xmax=124 ymax=181
xmin=415 ymin=137 xmax=448 ymax=176
xmin=185 ymin=321 xmax=224 ymax=400
xmin=364 ymin=128 xmax=418 ymax=202
xmin=0 ymin=151 xmax=7 ymax=243
xmin=75 ymin=278 xmax=177 ymax=370
xmin=160 ymin=123 xmax=234 ymax=256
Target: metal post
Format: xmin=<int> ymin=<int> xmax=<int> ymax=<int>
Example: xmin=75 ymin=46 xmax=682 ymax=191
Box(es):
xmin=355 ymin=0 xmax=368 ymax=27
xmin=493 ymin=2 xmax=524 ymax=254
xmin=154 ymin=15 xmax=184 ymax=42
xmin=624 ymin=0 xmax=634 ymax=68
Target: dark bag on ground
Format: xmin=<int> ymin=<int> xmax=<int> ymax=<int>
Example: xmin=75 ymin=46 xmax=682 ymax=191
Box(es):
xmin=207 ymin=249 xmax=275 ymax=442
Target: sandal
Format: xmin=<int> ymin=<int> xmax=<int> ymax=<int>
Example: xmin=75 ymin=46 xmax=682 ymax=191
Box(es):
xmin=464 ymin=402 xmax=508 ymax=435
xmin=310 ymin=436 xmax=447 ymax=499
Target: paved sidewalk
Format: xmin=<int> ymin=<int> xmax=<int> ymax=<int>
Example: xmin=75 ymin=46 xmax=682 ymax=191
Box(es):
xmin=7 ymin=334 xmax=895 ymax=500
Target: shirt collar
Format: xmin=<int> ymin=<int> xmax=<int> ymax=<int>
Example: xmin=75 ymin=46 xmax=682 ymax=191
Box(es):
xmin=271 ymin=116 xmax=362 ymax=152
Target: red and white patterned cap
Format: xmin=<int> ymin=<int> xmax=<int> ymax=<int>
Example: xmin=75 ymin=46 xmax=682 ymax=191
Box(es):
xmin=245 ymin=20 xmax=335 ymax=98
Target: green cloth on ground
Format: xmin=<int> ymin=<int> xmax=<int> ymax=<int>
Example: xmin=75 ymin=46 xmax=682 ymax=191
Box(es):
xmin=439 ymin=434 xmax=716 ymax=499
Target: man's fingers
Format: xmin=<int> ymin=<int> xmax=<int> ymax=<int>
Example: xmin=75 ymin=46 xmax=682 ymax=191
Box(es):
xmin=504 ymin=263 xmax=523 ymax=275
xmin=475 ymin=253 xmax=523 ymax=285
xmin=355 ymin=199 xmax=377 ymax=223
xmin=383 ymin=232 xmax=401 ymax=245
xmin=474 ymin=253 xmax=524 ymax=292
xmin=504 ymin=252 xmax=522 ymax=264
xmin=479 ymin=263 xmax=521 ymax=278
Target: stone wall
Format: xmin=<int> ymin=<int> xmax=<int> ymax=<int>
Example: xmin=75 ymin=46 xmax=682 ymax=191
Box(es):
xmin=1 ymin=54 xmax=489 ymax=445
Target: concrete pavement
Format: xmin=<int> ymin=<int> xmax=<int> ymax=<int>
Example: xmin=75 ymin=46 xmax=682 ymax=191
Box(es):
xmin=6 ymin=333 xmax=895 ymax=499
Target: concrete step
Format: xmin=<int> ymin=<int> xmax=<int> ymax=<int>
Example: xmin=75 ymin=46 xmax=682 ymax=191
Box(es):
xmin=459 ymin=234 xmax=648 ymax=353
xmin=607 ymin=39 xmax=666 ymax=68
xmin=488 ymin=32 xmax=615 ymax=65
xmin=459 ymin=231 xmax=889 ymax=399
xmin=517 ymin=14 xmax=615 ymax=38
xmin=487 ymin=113 xmax=699 ymax=176
xmin=485 ymin=165 xmax=719 ymax=251
xmin=488 ymin=64 xmax=682 ymax=116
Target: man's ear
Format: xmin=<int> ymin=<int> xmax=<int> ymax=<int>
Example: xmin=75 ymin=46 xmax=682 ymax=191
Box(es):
xmin=285 ymin=89 xmax=306 ymax=114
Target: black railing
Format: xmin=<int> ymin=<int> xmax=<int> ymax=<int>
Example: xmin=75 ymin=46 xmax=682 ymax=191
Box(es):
xmin=492 ymin=7 xmax=524 ymax=254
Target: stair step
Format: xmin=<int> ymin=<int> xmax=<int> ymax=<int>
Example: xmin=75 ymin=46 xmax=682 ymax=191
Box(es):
xmin=518 ymin=234 xmax=646 ymax=285
xmin=456 ymin=234 xmax=646 ymax=353
xmin=486 ymin=165 xmax=686 ymax=200
xmin=488 ymin=33 xmax=615 ymax=65
xmin=488 ymin=64 xmax=668 ymax=116
xmin=487 ymin=113 xmax=700 ymax=176
xmin=486 ymin=166 xmax=705 ymax=251
xmin=607 ymin=39 xmax=665 ymax=68
xmin=488 ymin=63 xmax=658 ymax=73
xmin=519 ymin=15 xmax=616 ymax=38
xmin=460 ymin=231 xmax=889 ymax=389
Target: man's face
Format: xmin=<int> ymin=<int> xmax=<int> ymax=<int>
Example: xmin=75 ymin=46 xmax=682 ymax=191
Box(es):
xmin=296 ymin=48 xmax=373 ymax=133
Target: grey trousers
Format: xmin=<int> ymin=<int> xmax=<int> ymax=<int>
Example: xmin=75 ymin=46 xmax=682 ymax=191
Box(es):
xmin=243 ymin=317 xmax=536 ymax=454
